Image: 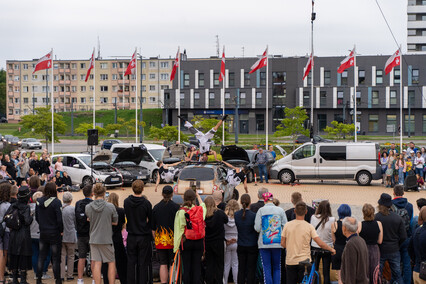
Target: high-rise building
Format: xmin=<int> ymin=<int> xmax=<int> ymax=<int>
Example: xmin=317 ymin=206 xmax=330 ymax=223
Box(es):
xmin=408 ymin=0 xmax=426 ymax=52
xmin=5 ymin=57 xmax=173 ymax=122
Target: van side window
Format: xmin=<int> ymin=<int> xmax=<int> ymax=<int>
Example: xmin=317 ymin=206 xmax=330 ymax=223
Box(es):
xmin=141 ymin=151 xmax=154 ymax=162
xmin=320 ymin=146 xmax=346 ymax=160
xmin=293 ymin=145 xmax=316 ymax=160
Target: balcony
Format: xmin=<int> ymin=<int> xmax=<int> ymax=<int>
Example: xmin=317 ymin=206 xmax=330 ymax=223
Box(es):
xmin=7 ymin=69 xmax=14 ymax=74
xmin=65 ymin=68 xmax=71 ymax=73
xmin=59 ymin=68 xmax=64 ymax=73
xmin=8 ymin=102 xmax=14 ymax=108
xmin=8 ymin=92 xmax=14 ymax=97
xmin=118 ymin=68 xmax=126 ymax=73
xmin=8 ymin=80 xmax=14 ymax=85
xmin=407 ymin=35 xmax=426 ymax=44
xmin=407 ymin=20 xmax=426 ymax=29
xmin=65 ymin=80 xmax=71 ymax=84
xmin=408 ymin=5 xmax=426 ymax=13
xmin=118 ymin=91 xmax=130 ymax=96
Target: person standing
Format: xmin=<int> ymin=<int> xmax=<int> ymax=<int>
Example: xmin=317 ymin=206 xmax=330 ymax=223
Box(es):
xmin=255 ymin=192 xmax=287 ymax=284
xmin=223 ymin=200 xmax=240 ymax=284
xmin=35 ymin=182 xmax=63 ymax=284
xmin=381 ymin=152 xmax=389 ymax=184
xmin=285 ymin=192 xmax=315 ymax=222
xmin=124 ymin=180 xmax=152 ymax=284
xmin=18 ymin=152 xmax=29 ymax=186
xmin=408 ymin=206 xmax=426 ymax=284
xmin=85 ymin=184 xmax=118 ymax=284
xmin=60 ymin=192 xmax=77 ymax=281
xmin=0 ymin=182 xmax=11 ymax=284
xmin=250 ymin=188 xmax=268 ymax=213
xmin=151 ymin=186 xmax=179 ymax=284
xmin=396 ymin=154 xmax=406 ymax=185
xmin=340 ymin=217 xmax=369 ymax=284
xmin=414 ymin=152 xmax=425 ymax=177
xmin=255 ymin=148 xmax=269 ymax=183
xmin=331 ymin=204 xmax=352 ymax=281
xmin=269 ymin=146 xmax=276 ymax=159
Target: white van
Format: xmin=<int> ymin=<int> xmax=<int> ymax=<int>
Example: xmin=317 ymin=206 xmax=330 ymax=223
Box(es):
xmin=110 ymin=143 xmax=166 ymax=181
xmin=270 ymin=142 xmax=381 ymax=186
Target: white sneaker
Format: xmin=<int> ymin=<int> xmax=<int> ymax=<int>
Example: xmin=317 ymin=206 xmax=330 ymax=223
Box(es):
xmin=77 ymin=279 xmax=84 ymax=284
xmin=42 ymin=273 xmax=52 ymax=280
xmin=184 ymin=121 xmax=193 ymax=128
xmin=92 ymin=280 xmax=95 ymax=284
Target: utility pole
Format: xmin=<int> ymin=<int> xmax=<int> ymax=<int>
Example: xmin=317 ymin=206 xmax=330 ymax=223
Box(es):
xmin=45 ymin=69 xmax=49 ymax=107
xmin=71 ymin=100 xmax=74 ymax=136
xmin=310 ymin=0 xmax=316 ymax=135
xmin=235 ymin=89 xmax=240 ymax=144
xmin=32 ymin=87 xmax=35 ymax=115
xmin=408 ymin=94 xmax=411 ymax=138
xmin=114 ymin=101 xmax=117 ymax=124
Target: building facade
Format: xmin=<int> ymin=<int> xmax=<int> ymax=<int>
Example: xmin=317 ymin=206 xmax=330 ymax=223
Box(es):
xmin=6 ymin=57 xmax=173 ymax=122
xmin=408 ymin=0 xmax=426 ymax=52
xmin=163 ymin=54 xmax=426 ymax=136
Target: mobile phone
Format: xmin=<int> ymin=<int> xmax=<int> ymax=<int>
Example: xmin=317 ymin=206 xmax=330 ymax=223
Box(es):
xmin=106 ymin=192 xmax=110 ymax=198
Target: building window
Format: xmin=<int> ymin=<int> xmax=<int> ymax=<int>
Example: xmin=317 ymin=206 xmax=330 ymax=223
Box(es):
xmin=337 ymin=91 xmax=344 ymax=106
xmin=356 ymin=91 xmax=361 ymax=105
xmin=23 ymin=75 xmax=28 ymax=81
xmin=23 ymin=64 xmax=28 ymax=70
xmin=160 ymin=62 xmax=169 ymax=68
xmin=142 ymin=85 xmax=146 ymax=92
xmin=423 ymin=115 xmax=426 ymax=133
xmin=209 ymin=92 xmax=215 ymax=106
xmin=80 ymin=63 xmax=86 ymax=69
xmin=229 ymin=72 xmax=235 ymax=87
xmin=14 ymin=64 xmax=19 ymax=70
xmin=81 ymin=86 xmax=86 ymax=92
xmin=100 ymin=63 xmax=108 ymax=69
xmin=72 ymin=75 xmax=77 ymax=80
xmin=256 ymin=114 xmax=265 ymax=131
xmin=214 ymin=73 xmax=220 ymax=87
xmin=412 ymin=69 xmax=419 ymax=84
xmin=390 ymin=90 xmax=397 ymax=105
xmin=111 ymin=63 xmax=117 ymax=69
xmin=14 ymin=98 xmax=19 ymax=103
xmin=194 ymin=92 xmax=200 ymax=106
xmin=334 ymin=114 xmax=344 ymax=123
xmin=408 ymin=90 xmax=415 ymax=106
xmin=358 ymin=70 xmax=365 ymax=85
xmin=100 ymin=86 xmax=108 ymax=92
xmin=244 ymin=72 xmax=250 ymax=86
xmin=341 ymin=71 xmax=348 ymax=85
xmin=100 ymin=74 xmax=108 ymax=81
xmin=225 ymin=92 xmax=231 ymax=104
xmin=81 ymin=98 xmax=86 ymax=103
xmin=256 ymin=92 xmax=262 ymax=105
xmin=240 ymin=92 xmax=246 ymax=105
xmin=368 ymin=115 xmax=379 ymax=132
xmin=198 ymin=73 xmax=204 ymax=88
xmin=303 ymin=91 xmax=310 ymax=106
xmin=320 ymin=91 xmax=327 ymax=107
xmin=149 ymin=97 xmax=156 ymax=103
xmin=71 ymin=98 xmax=77 ymax=103
xmin=180 ymin=93 xmax=185 ymax=106
xmin=23 ymin=86 xmax=28 ymax=93
xmin=23 ymin=98 xmax=28 ymax=104
xmin=131 ymin=75 xmax=136 ymax=80
xmin=160 ymin=85 xmax=169 ymax=90
xmin=324 ymin=70 xmax=331 ymax=85
xmin=149 ymin=85 xmax=156 ymax=91
xmin=387 ymin=115 xmax=397 ymax=131
xmin=160 ymin=73 xmax=169 ymax=80
xmin=372 ymin=91 xmax=379 ymax=105
xmin=376 ymin=69 xmax=383 ymax=84
xmin=90 ymin=86 xmax=94 ymax=91
xmin=71 ymin=86 xmax=76 ymax=92
xmin=100 ymin=97 xmax=108 ymax=104
xmin=318 ymin=114 xmax=327 ymax=131
xmin=32 ymin=75 xmax=38 ymax=81
xmin=260 ymin=72 xmax=266 ymax=86
xmin=131 ymin=86 xmax=136 ymax=92
xmin=148 ymin=73 xmax=155 ymax=80
xmin=184 ymin=73 xmax=190 ymax=87
xmin=32 ymin=86 xmax=37 ymax=92
xmin=404 ymin=115 xmax=415 ymax=133
xmin=394 ymin=69 xmax=400 ymax=84
xmin=149 ymin=62 xmax=156 ymax=68
xmin=112 ymin=74 xmax=117 ymax=80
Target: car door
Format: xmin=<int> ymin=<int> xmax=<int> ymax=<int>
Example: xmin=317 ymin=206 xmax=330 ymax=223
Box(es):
xmin=139 ymin=151 xmax=155 ymax=176
xmin=290 ymin=144 xmax=318 ymax=178
xmin=317 ymin=145 xmax=347 ymax=179
xmin=64 ymin=156 xmax=83 ymax=184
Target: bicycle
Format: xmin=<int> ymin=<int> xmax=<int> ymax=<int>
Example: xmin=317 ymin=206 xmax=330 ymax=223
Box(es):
xmin=299 ymin=250 xmax=322 ymax=284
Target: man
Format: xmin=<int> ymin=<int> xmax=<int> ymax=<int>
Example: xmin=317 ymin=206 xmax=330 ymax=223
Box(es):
xmin=178 ymin=115 xmax=227 ymax=161
xmin=407 ymin=141 xmax=418 ymax=154
xmin=250 ymin=187 xmax=268 ymax=213
xmin=281 ymin=201 xmax=336 ymax=283
xmin=269 ymin=146 xmax=276 ymax=159
xmin=285 ymin=192 xmax=315 ymax=222
xmin=222 ymin=160 xmax=249 ymax=194
xmin=340 ymin=217 xmax=369 ymax=284
xmin=155 ymin=161 xmax=182 ymax=192
xmin=375 ymin=193 xmax=407 ymax=284
xmin=85 ymin=183 xmax=118 ymax=284
xmin=392 ymin=185 xmax=414 ymax=284
xmin=408 ymin=206 xmax=426 ymax=284
xmin=166 ymin=141 xmax=187 ymax=160
xmin=61 ymin=192 xmax=76 ymax=281
xmin=255 ymin=148 xmax=269 ymax=183
xmin=213 ymin=191 xmax=226 ymax=211
xmin=124 ymin=180 xmax=153 ymax=284
xmin=75 ymin=185 xmax=94 ymax=284
xmin=388 ymin=143 xmax=398 ymax=154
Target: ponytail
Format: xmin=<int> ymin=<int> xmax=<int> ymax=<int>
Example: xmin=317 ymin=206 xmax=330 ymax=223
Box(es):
xmin=240 ymin=193 xmax=251 ymax=220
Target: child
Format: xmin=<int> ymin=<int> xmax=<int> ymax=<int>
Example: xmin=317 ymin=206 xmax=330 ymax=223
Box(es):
xmin=406 ymin=156 xmax=413 ymax=172
xmin=385 ymin=164 xmax=393 ymax=188
xmin=417 ymin=173 xmax=425 ymax=191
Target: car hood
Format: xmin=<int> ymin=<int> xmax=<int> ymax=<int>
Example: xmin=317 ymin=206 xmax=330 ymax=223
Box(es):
xmin=113 ymin=145 xmax=148 ymax=165
xmin=92 ymin=150 xmax=113 ymax=164
xmin=220 ymin=145 xmax=250 ymax=163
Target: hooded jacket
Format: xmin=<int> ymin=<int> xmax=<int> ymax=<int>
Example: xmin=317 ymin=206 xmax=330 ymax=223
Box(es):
xmin=392 ymin=196 xmax=414 ymax=236
xmin=8 ymin=200 xmax=33 ymax=256
xmin=85 ymin=199 xmax=118 ymax=245
xmin=124 ymin=195 xmax=152 ymax=237
xmin=35 ymin=196 xmax=63 ymax=236
xmin=224 ymin=217 xmax=237 ymax=242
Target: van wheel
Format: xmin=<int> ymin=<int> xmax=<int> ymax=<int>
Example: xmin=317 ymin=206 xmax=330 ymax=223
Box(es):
xmin=279 ymin=170 xmax=295 ymax=184
xmin=356 ymin=171 xmax=372 ymax=186
xmin=152 ymin=169 xmax=159 ymax=183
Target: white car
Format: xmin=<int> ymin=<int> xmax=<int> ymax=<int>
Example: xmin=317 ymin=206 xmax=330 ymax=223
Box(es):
xmin=21 ymin=138 xmax=42 ymax=149
xmin=52 ymin=151 xmax=123 ymax=188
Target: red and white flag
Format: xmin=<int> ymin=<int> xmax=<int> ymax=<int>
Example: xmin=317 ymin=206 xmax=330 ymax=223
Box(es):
xmin=85 ymin=49 xmax=95 ymax=82
xmin=219 ymin=47 xmax=226 ymax=82
xmin=170 ymin=48 xmax=180 ymax=81
xmin=249 ymin=47 xmax=268 ymax=74
xmin=303 ymin=53 xmax=313 ymax=80
xmin=385 ymin=49 xmax=401 ymax=75
xmin=337 ymin=48 xmax=355 ymax=74
xmin=124 ymin=50 xmax=137 ymax=76
xmin=33 ymin=51 xmax=52 ymax=74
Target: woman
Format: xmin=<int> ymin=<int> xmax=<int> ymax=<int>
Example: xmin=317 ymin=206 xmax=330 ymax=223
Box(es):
xmin=396 ymin=154 xmax=406 ymax=185
xmin=28 ymin=152 xmax=39 ymax=176
xmin=28 ymin=175 xmax=41 ymax=196
xmin=0 ymin=182 xmax=11 ymax=284
xmin=359 ymin=203 xmax=383 ymax=284
xmin=174 ymin=190 xmax=206 ymax=284
xmin=204 ymin=196 xmax=228 ymax=284
xmin=310 ymin=200 xmax=335 ymax=284
xmin=224 ymin=200 xmax=239 ymax=284
xmin=380 ymin=152 xmax=388 ymax=185
xmin=235 ymin=194 xmax=258 ymax=284
xmin=414 ymin=151 xmax=424 ymax=177
xmin=185 ymin=146 xmax=199 ymax=162
xmin=331 ymin=204 xmax=352 ymax=281
xmin=8 ymin=186 xmax=33 ymax=284
xmin=2 ymin=155 xmax=16 ymax=181
xmin=18 ymin=152 xmax=29 ymax=186
xmin=62 ymin=172 xmax=72 ymax=187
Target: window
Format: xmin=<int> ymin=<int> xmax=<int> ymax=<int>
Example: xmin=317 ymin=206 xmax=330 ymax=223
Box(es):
xmin=372 ymin=91 xmax=379 ymax=105
xmin=131 ymin=74 xmax=136 ymax=80
xmin=356 ymin=91 xmax=361 ymax=105
xmin=412 ymin=69 xmax=419 ymax=84
xmin=32 ymin=75 xmax=38 ymax=81
xmin=149 ymin=73 xmax=156 ymax=80
xmin=160 ymin=62 xmax=169 ymax=68
xmin=42 ymin=86 xmax=49 ymax=92
xmin=408 ymin=14 xmax=416 ymax=21
xmin=358 ymin=70 xmax=365 ymax=85
xmin=303 ymin=91 xmax=310 ymax=106
xmin=80 ymin=74 xmax=85 ymax=81
xmin=71 ymin=98 xmax=77 ymax=103
xmin=23 ymin=75 xmax=28 ymax=81
xmin=71 ymin=63 xmax=76 ymax=69
xmin=209 ymin=92 xmax=215 ymax=105
xmin=184 ymin=73 xmax=190 ymax=87
xmin=337 ymin=91 xmax=344 ymax=106
xmin=272 ymin=72 xmax=286 ymax=85
xmin=100 ymin=63 xmax=108 ymax=69
xmin=112 ymin=86 xmax=118 ymax=92
xmin=142 ymin=62 xmax=146 ymax=69
xmin=324 ymin=70 xmax=331 ymax=85
xmin=256 ymin=114 xmax=264 ymax=131
xmin=293 ymin=144 xmax=316 ymax=160
xmin=149 ymin=97 xmax=156 ymax=103
xmin=72 ymin=75 xmax=76 ymax=80
xmin=423 ymin=115 xmax=426 ymax=133
xmin=14 ymin=109 xmax=20 ymax=115
xmin=390 ymin=90 xmax=397 ymax=105
xmin=198 ymin=73 xmax=204 ymax=88
xmin=81 ymin=98 xmax=86 ymax=103
xmin=100 ymin=74 xmax=108 ymax=81
xmin=260 ymin=72 xmax=266 ymax=86
xmin=112 ymin=74 xmax=118 ymax=80
xmin=214 ymin=73 xmax=220 ymax=87
xmin=320 ymin=146 xmax=346 ymax=160
xmin=23 ymin=98 xmax=28 ymax=104
xmin=225 ymin=92 xmax=231 ymax=104
xmin=149 ymin=85 xmax=156 ymax=91
xmin=228 ymin=72 xmax=235 ymax=87
xmin=100 ymin=86 xmax=108 ymax=92
xmin=42 ymin=75 xmax=49 ymax=81
xmin=341 ymin=71 xmax=348 ymax=85
xmin=180 ymin=93 xmax=185 ymax=106
xmin=194 ymin=92 xmax=200 ymax=106
xmin=318 ymin=114 xmax=327 ymax=131
xmin=404 ymin=115 xmax=415 ymax=133
xmin=368 ymin=115 xmax=379 ymax=132
xmin=149 ymin=62 xmax=156 ymax=68
xmin=256 ymin=92 xmax=262 ymax=105
xmin=142 ymin=85 xmax=146 ymax=92
xmin=23 ymin=86 xmax=28 ymax=93
xmin=32 ymin=86 xmax=38 ymax=92
xmin=131 ymin=86 xmax=136 ymax=92
xmin=244 ymin=72 xmax=250 ymax=86
xmin=100 ymin=97 xmax=108 ymax=104
xmin=160 ymin=85 xmax=169 ymax=90
xmin=80 ymin=63 xmax=86 ymax=69
xmin=160 ymin=73 xmax=169 ymax=80
xmin=112 ymin=63 xmax=117 ymax=68
xmin=23 ymin=64 xmax=28 ymax=70
xmin=334 ymin=114 xmax=344 ymax=123
xmin=408 ymin=90 xmax=415 ymax=106
xmin=320 ymin=91 xmax=327 ymax=107
xmin=14 ymin=64 xmax=19 ymax=70
xmin=240 ymin=92 xmax=246 ymax=105
xmin=81 ymin=86 xmax=86 ymax=92
xmin=394 ymin=69 xmax=400 ymax=84
xmin=376 ymin=69 xmax=383 ymax=84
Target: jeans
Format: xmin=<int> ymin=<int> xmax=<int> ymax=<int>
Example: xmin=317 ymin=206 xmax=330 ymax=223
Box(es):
xmin=380 ymin=251 xmax=404 ymax=284
xmin=398 ymin=168 xmax=404 ymax=185
xmin=224 ymin=243 xmax=237 ymax=284
xmin=237 ymin=246 xmax=258 ymax=284
xmin=415 ymin=167 xmax=423 ymax=177
xmin=31 ymin=239 xmax=51 ymax=275
xmin=37 ymin=233 xmax=62 ymax=282
xmin=181 ymin=239 xmax=204 ymax=284
xmin=126 ymin=235 xmax=152 ymax=284
xmin=259 ymin=248 xmax=281 ymax=284
xmin=205 ymin=239 xmax=225 ymax=284
xmin=258 ymin=164 xmax=268 ymax=183
xmin=400 ymin=239 xmax=412 ymax=284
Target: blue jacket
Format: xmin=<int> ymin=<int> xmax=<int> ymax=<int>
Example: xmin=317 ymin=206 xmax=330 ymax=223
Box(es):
xmin=409 ymin=225 xmax=426 ymax=273
xmin=235 ymin=209 xmax=257 ymax=247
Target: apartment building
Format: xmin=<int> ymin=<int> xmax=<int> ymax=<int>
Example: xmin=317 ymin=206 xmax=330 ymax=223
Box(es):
xmin=408 ymin=0 xmax=426 ymax=52
xmin=5 ymin=57 xmax=173 ymax=122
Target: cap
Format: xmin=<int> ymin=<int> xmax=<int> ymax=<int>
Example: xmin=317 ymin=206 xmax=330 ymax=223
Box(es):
xmin=162 ymin=185 xmax=173 ymax=195
xmin=17 ymin=186 xmax=31 ymax=199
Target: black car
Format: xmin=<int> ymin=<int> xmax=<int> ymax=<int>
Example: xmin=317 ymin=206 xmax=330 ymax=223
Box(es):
xmin=101 ymin=139 xmax=122 ymax=150
xmin=0 ymin=117 xmax=7 ymax=123
xmin=295 ymin=135 xmax=334 ymax=144
xmin=111 ymin=146 xmax=150 ymax=185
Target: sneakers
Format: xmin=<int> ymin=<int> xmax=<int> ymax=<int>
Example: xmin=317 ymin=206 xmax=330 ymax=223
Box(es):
xmin=184 ymin=121 xmax=193 ymax=128
xmin=77 ymin=279 xmax=84 ymax=284
xmin=42 ymin=273 xmax=52 ymax=280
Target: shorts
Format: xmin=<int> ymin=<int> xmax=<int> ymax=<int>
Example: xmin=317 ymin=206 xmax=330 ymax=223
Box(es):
xmin=0 ymin=231 xmax=9 ymax=251
xmin=90 ymin=244 xmax=115 ymax=263
xmin=78 ymin=236 xmax=90 ymax=259
xmin=157 ymin=249 xmax=174 ymax=266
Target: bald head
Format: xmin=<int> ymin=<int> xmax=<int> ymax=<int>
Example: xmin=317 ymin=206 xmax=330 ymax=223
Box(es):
xmin=342 ymin=216 xmax=358 ymax=234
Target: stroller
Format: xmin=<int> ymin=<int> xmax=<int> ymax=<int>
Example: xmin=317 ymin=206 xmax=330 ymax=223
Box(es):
xmin=404 ymin=170 xmax=418 ymax=191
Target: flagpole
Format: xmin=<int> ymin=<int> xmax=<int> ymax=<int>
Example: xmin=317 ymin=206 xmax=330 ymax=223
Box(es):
xmin=399 ymin=45 xmax=403 ymax=151
xmin=135 ymin=48 xmax=138 ymax=143
xmin=122 ymin=65 xmax=125 ymax=110
xmin=93 ymin=49 xmax=96 ymax=128
xmin=354 ymin=45 xmax=357 ymax=142
xmin=222 ymin=46 xmax=225 ymax=146
xmin=310 ymin=0 xmax=315 ymax=135
xmin=178 ymin=47 xmax=181 ymax=143
xmin=51 ymin=48 xmax=54 ymax=156
xmin=265 ymin=45 xmax=269 ymax=148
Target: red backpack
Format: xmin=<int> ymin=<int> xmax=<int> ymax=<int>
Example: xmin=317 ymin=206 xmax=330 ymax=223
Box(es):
xmin=181 ymin=206 xmax=205 ymax=240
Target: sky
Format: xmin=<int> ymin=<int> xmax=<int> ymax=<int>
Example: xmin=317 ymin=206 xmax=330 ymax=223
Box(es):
xmin=0 ymin=0 xmax=406 ymax=69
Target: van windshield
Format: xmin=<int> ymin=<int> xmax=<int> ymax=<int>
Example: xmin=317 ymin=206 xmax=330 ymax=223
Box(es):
xmin=179 ymin=167 xmax=215 ymax=181
xmin=293 ymin=145 xmax=316 ymax=160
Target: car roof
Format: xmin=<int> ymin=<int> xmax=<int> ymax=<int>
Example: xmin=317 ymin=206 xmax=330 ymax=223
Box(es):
xmin=112 ymin=143 xmax=165 ymax=150
xmin=52 ymin=153 xmax=90 ymax=158
xmin=182 ymin=164 xmax=217 ymax=169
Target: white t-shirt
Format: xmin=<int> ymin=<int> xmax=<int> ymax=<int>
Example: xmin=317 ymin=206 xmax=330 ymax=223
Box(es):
xmin=415 ymin=157 xmax=425 ymax=169
xmin=310 ymin=215 xmax=335 ymax=248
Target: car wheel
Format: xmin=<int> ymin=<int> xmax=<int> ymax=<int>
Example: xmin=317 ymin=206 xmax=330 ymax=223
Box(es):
xmin=232 ymin=188 xmax=239 ymax=201
xmin=151 ymin=169 xmax=159 ymax=183
xmin=82 ymin=176 xmax=93 ymax=187
xmin=279 ymin=169 xmax=295 ymax=184
xmin=356 ymin=171 xmax=372 ymax=186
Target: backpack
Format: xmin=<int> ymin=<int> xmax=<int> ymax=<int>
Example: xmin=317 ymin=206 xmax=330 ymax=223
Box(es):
xmin=4 ymin=204 xmax=21 ymax=231
xmin=181 ymin=206 xmax=205 ymax=240
xmin=391 ymin=204 xmax=410 ymax=234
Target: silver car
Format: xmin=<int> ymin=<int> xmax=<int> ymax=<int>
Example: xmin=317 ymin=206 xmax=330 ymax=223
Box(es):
xmin=21 ymin=138 xmax=42 ymax=149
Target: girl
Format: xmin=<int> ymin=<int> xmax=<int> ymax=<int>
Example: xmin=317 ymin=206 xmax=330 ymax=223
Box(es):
xmin=380 ymin=152 xmax=388 ymax=184
xmin=385 ymin=164 xmax=394 ymax=188
xmin=396 ymin=154 xmax=406 ymax=185
xmin=224 ymin=200 xmax=240 ymax=284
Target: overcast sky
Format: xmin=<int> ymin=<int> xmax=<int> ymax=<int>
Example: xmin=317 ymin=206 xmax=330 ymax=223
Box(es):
xmin=0 ymin=0 xmax=406 ymax=69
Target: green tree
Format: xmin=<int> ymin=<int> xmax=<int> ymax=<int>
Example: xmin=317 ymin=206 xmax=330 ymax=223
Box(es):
xmin=274 ymin=107 xmax=309 ymax=150
xmin=149 ymin=125 xmax=188 ymax=142
xmin=75 ymin=123 xmax=108 ymax=136
xmin=191 ymin=116 xmax=229 ymax=145
xmin=20 ymin=107 xmax=67 ymax=150
xmin=0 ymin=69 xmax=6 ymax=115
xmin=324 ymin=120 xmax=355 ymax=140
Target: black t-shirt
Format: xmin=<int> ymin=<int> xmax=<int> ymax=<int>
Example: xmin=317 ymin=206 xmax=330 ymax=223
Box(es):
xmin=152 ymin=200 xmax=180 ymax=249
xmin=158 ymin=167 xmax=168 ymax=176
xmin=205 ymin=209 xmax=228 ymax=242
xmin=285 ymin=205 xmax=315 ymax=223
xmin=112 ymin=207 xmax=126 ymax=243
xmin=234 ymin=172 xmax=246 ymax=183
